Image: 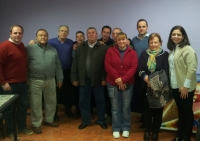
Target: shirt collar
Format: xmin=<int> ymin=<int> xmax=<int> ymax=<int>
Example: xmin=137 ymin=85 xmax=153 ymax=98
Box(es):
xmin=57 ymin=36 xmax=66 ymax=44
xmin=8 ymin=38 xmax=21 ymax=45
xmin=37 ymin=42 xmax=48 ymax=48
xmin=88 ymin=41 xmax=97 ymax=48
xmin=136 ymin=32 xmax=149 ymax=40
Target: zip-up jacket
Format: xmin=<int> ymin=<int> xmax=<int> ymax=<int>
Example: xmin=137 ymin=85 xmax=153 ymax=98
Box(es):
xmin=26 ymin=43 xmax=63 ymax=82
xmin=105 ymin=46 xmax=138 ymax=86
xmin=71 ymin=41 xmax=107 ymax=86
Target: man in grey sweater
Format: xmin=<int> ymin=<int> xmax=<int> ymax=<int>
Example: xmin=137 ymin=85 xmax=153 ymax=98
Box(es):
xmin=26 ymin=29 xmax=63 ymax=134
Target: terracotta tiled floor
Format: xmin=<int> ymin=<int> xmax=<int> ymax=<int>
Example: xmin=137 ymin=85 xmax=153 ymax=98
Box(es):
xmin=0 ymin=107 xmax=196 ymax=141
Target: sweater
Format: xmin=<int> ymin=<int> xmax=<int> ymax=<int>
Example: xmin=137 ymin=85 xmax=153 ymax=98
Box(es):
xmin=132 ymin=33 xmax=149 ymax=58
xmin=0 ymin=40 xmax=27 ymax=85
xmin=169 ymin=45 xmax=197 ymax=92
xmin=26 ymin=43 xmax=63 ymax=82
xmin=104 ymin=46 xmax=138 ymax=86
xmin=48 ymin=37 xmax=73 ymax=70
xmin=71 ymin=41 xmax=107 ymax=86
xmin=138 ymin=50 xmax=169 ymax=89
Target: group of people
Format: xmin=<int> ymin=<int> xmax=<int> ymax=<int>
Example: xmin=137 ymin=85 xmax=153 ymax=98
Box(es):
xmin=0 ymin=19 xmax=198 ymax=141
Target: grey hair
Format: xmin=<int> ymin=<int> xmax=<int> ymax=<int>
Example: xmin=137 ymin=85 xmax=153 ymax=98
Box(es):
xmin=59 ymin=25 xmax=69 ymax=31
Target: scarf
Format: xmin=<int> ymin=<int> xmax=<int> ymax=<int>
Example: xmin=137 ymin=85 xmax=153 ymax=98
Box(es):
xmin=146 ymin=47 xmax=162 ymax=72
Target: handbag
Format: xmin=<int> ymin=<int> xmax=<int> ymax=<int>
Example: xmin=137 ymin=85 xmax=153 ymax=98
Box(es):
xmin=147 ymin=69 xmax=170 ymax=108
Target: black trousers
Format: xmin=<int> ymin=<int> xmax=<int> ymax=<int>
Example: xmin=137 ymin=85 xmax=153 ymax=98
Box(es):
xmin=141 ymin=89 xmax=163 ymax=135
xmin=172 ymin=89 xmax=194 ymax=140
xmin=72 ymin=85 xmax=80 ymax=113
xmin=57 ymin=69 xmax=72 ymax=112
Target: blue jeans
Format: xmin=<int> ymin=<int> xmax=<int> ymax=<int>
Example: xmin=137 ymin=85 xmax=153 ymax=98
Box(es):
xmin=0 ymin=82 xmax=28 ymax=135
xmin=107 ymin=83 xmax=133 ymax=132
xmin=79 ymin=79 xmax=106 ymax=125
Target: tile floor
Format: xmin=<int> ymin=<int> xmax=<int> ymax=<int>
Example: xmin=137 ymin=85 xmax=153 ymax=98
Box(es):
xmin=0 ymin=107 xmax=196 ymax=141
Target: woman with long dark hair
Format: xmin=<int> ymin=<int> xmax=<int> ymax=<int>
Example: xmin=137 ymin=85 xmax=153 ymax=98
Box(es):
xmin=167 ymin=25 xmax=198 ymax=141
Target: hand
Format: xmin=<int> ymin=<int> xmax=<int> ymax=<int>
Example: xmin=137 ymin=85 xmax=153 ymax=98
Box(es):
xmin=115 ymin=78 xmax=123 ymax=85
xmin=99 ymin=41 xmax=105 ymax=45
xmin=102 ymin=81 xmax=107 ymax=86
xmin=73 ymin=44 xmax=78 ymax=50
xmin=29 ymin=40 xmax=36 ymax=44
xmin=144 ymin=75 xmax=149 ymax=84
xmin=147 ymin=82 xmax=150 ymax=87
xmin=179 ymin=87 xmax=188 ymax=99
xmin=118 ymin=84 xmax=126 ymax=90
xmin=72 ymin=81 xmax=79 ymax=87
xmin=57 ymin=82 xmax=63 ymax=89
xmin=1 ymin=83 xmax=11 ymax=91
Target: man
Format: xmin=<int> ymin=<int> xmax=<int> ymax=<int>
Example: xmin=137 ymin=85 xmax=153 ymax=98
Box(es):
xmin=0 ymin=25 xmax=33 ymax=140
xmin=98 ymin=25 xmax=114 ymax=124
xmin=29 ymin=25 xmax=74 ymax=119
xmin=73 ymin=31 xmax=85 ymax=51
xmin=132 ymin=19 xmax=149 ymax=58
xmin=27 ymin=29 xmax=63 ymax=134
xmin=131 ymin=19 xmax=149 ymax=129
xmin=98 ymin=25 xmax=114 ymax=47
xmin=71 ymin=27 xmax=108 ymax=130
xmin=48 ymin=25 xmax=74 ymax=119
xmin=75 ymin=31 xmax=85 ymax=45
xmin=112 ymin=27 xmax=122 ymax=46
xmin=72 ymin=31 xmax=85 ymax=118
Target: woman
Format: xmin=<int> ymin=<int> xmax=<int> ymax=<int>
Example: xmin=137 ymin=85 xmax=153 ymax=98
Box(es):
xmin=167 ymin=26 xmax=197 ymax=141
xmin=138 ymin=33 xmax=169 ymax=141
xmin=105 ymin=32 xmax=138 ymax=138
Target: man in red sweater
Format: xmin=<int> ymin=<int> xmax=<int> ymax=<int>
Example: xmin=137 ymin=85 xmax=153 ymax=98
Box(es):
xmin=0 ymin=25 xmax=33 ymax=140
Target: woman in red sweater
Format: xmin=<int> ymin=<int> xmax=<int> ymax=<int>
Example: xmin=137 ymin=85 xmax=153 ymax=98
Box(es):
xmin=104 ymin=32 xmax=138 ymax=139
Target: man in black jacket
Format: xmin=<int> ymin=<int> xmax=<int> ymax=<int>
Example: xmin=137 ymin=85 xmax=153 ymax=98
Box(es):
xmin=71 ymin=27 xmax=108 ymax=130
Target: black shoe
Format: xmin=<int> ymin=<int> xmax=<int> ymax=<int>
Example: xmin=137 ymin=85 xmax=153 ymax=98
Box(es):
xmin=171 ymin=137 xmax=182 ymax=141
xmin=143 ymin=132 xmax=150 ymax=141
xmin=151 ymin=133 xmax=158 ymax=141
xmin=78 ymin=123 xmax=88 ymax=130
xmin=33 ymin=127 xmax=42 ymax=134
xmin=43 ymin=121 xmax=59 ymax=127
xmin=96 ymin=123 xmax=108 ymax=129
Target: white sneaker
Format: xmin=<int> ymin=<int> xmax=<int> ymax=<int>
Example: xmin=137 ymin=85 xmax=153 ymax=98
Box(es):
xmin=122 ymin=131 xmax=129 ymax=138
xmin=113 ymin=132 xmax=120 ymax=138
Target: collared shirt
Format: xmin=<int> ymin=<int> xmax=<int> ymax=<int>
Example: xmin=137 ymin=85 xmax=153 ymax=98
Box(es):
xmin=8 ymin=38 xmax=21 ymax=45
xmin=136 ymin=33 xmax=149 ymax=40
xmin=168 ymin=49 xmax=178 ymax=89
xmin=88 ymin=41 xmax=97 ymax=48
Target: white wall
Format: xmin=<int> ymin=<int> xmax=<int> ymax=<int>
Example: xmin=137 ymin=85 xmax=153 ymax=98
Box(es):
xmin=0 ymin=0 xmax=199 ymax=72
